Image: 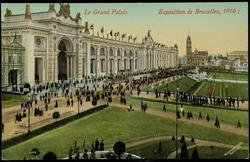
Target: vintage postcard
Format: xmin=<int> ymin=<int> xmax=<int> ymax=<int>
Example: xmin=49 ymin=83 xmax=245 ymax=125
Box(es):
xmin=1 ymin=2 xmax=248 ymax=160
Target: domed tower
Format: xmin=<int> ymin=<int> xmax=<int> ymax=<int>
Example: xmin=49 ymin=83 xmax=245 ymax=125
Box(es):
xmin=186 ymin=35 xmax=192 ymax=56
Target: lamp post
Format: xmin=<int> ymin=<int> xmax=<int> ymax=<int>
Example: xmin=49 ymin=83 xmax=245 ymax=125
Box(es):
xmin=27 ymin=95 xmax=32 ymax=134
xmin=78 ymin=95 xmax=80 ymax=115
xmin=76 ymin=88 xmax=80 ymax=115
xmin=175 ymin=77 xmax=179 ymax=158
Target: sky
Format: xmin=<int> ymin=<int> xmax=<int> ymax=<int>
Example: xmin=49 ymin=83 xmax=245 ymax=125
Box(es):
xmin=1 ymin=3 xmax=248 ymax=56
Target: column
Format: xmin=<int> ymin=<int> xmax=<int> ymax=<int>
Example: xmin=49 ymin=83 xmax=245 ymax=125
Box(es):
xmin=96 ymin=46 xmax=100 ymax=77
xmin=66 ymin=55 xmax=69 ymax=79
xmin=86 ymin=42 xmax=91 ymax=77
xmin=114 ymin=48 xmax=118 ymax=74
xmin=120 ymin=49 xmax=124 ymax=71
xmin=133 ymin=50 xmax=136 ymax=72
xmin=70 ymin=55 xmax=73 ymax=79
xmin=106 ymin=47 xmax=109 ymax=76
xmin=22 ymin=31 xmax=35 ymax=85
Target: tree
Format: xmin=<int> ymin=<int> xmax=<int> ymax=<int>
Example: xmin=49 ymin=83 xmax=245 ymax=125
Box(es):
xmin=180 ymin=142 xmax=188 ymax=159
xmin=43 ymin=151 xmax=57 ymax=160
xmin=191 ymin=147 xmax=199 ymax=159
xmin=53 ymin=111 xmax=60 ymax=121
xmin=113 ymin=141 xmax=126 ymax=159
xmin=158 ymin=141 xmax=162 ymax=153
xmin=214 ymin=116 xmax=220 ymax=128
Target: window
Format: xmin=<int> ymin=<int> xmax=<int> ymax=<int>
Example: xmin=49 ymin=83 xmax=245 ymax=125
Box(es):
xmin=8 ymin=54 xmax=18 ymax=64
xmin=117 ymin=50 xmax=121 ymax=56
xmin=101 ymin=59 xmax=104 ymax=72
xmin=91 ymin=47 xmax=95 ymax=55
xmin=36 ymin=38 xmax=41 ymax=46
xmin=124 ymin=51 xmax=127 ymax=57
xmin=100 ymin=48 xmax=105 ymax=55
xmin=118 ymin=59 xmax=120 ymax=71
xmin=90 ymin=59 xmax=95 ymax=73
xmin=124 ymin=59 xmax=127 ymax=69
xmin=109 ymin=49 xmax=113 ymax=56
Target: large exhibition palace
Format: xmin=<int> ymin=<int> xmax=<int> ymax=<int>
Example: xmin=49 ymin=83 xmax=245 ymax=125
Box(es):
xmin=1 ymin=4 xmax=178 ymax=88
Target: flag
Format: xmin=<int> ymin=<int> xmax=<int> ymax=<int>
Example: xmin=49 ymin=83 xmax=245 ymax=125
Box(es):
xmin=100 ymin=27 xmax=104 ymax=33
xmin=89 ymin=24 xmax=94 ymax=30
xmin=110 ymin=30 xmax=113 ymax=36
xmin=122 ymin=34 xmax=126 ymax=39
xmin=133 ymin=37 xmax=137 ymax=42
xmin=128 ymin=35 xmax=132 ymax=41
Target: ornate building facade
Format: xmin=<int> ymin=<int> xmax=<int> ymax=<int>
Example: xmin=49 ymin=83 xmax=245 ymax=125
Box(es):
xmin=186 ymin=35 xmax=208 ymax=67
xmin=1 ymin=4 xmax=178 ymax=87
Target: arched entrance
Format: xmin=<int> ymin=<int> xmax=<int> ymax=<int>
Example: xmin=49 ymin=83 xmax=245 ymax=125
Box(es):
xmin=58 ymin=39 xmax=73 ymax=81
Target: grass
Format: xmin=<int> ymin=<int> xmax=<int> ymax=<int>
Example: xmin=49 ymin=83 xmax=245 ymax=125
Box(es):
xmin=208 ymin=71 xmax=248 ymax=81
xmin=187 ymin=146 xmax=248 ymax=159
xmin=2 ymin=107 xmax=248 ymax=160
xmin=144 ymin=76 xmax=197 ymax=93
xmin=195 ymin=81 xmax=248 ymax=99
xmin=2 ymin=93 xmax=27 ymax=108
xmin=128 ymin=141 xmax=249 ymax=159
xmin=125 ymin=97 xmax=248 ymax=128
xmin=127 ymin=139 xmax=192 ymax=159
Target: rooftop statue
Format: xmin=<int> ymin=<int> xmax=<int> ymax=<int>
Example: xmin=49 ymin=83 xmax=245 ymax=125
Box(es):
xmin=58 ymin=3 xmax=71 ymax=18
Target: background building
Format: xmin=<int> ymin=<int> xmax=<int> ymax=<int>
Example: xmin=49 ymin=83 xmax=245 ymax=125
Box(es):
xmin=1 ymin=4 xmax=179 ymax=88
xmin=227 ymin=51 xmax=248 ymax=72
xmin=186 ymin=35 xmax=208 ymax=67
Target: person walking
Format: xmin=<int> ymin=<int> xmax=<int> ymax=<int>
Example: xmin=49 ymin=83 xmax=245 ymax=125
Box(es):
xmin=99 ymin=140 xmax=105 ymax=151
xmin=237 ymin=120 xmax=241 ymax=128
xmin=95 ymin=138 xmax=99 ymax=151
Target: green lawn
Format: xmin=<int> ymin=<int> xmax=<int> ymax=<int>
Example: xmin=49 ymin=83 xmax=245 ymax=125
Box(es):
xmin=208 ymin=72 xmax=248 ymax=81
xmin=2 ymin=93 xmax=27 ymax=108
xmin=195 ymin=81 xmax=248 ymax=99
xmin=127 ymin=139 xmax=192 ymax=159
xmin=187 ymin=146 xmax=248 ymax=159
xmin=144 ymin=76 xmax=197 ymax=93
xmin=126 ymin=97 xmax=248 ymax=128
xmin=2 ymin=107 xmax=248 ymax=160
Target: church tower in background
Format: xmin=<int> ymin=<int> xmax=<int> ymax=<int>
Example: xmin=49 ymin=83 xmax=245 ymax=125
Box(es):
xmin=186 ymin=35 xmax=192 ymax=64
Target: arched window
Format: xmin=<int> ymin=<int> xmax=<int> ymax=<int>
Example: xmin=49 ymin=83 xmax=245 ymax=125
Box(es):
xmin=117 ymin=49 xmax=121 ymax=56
xmin=91 ymin=47 xmax=95 ymax=55
xmin=124 ymin=50 xmax=127 ymax=57
xmin=129 ymin=51 xmax=133 ymax=57
xmin=109 ymin=48 xmax=114 ymax=56
xmin=100 ymin=48 xmax=105 ymax=56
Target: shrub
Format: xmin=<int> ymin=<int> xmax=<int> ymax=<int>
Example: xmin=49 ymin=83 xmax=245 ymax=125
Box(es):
xmin=113 ymin=141 xmax=126 ymax=159
xmin=53 ymin=111 xmax=60 ymax=121
xmin=43 ymin=152 xmax=57 ymax=160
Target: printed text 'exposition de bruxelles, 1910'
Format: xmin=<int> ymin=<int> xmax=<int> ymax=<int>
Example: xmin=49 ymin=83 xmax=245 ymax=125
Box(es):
xmin=158 ymin=8 xmax=240 ymax=15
